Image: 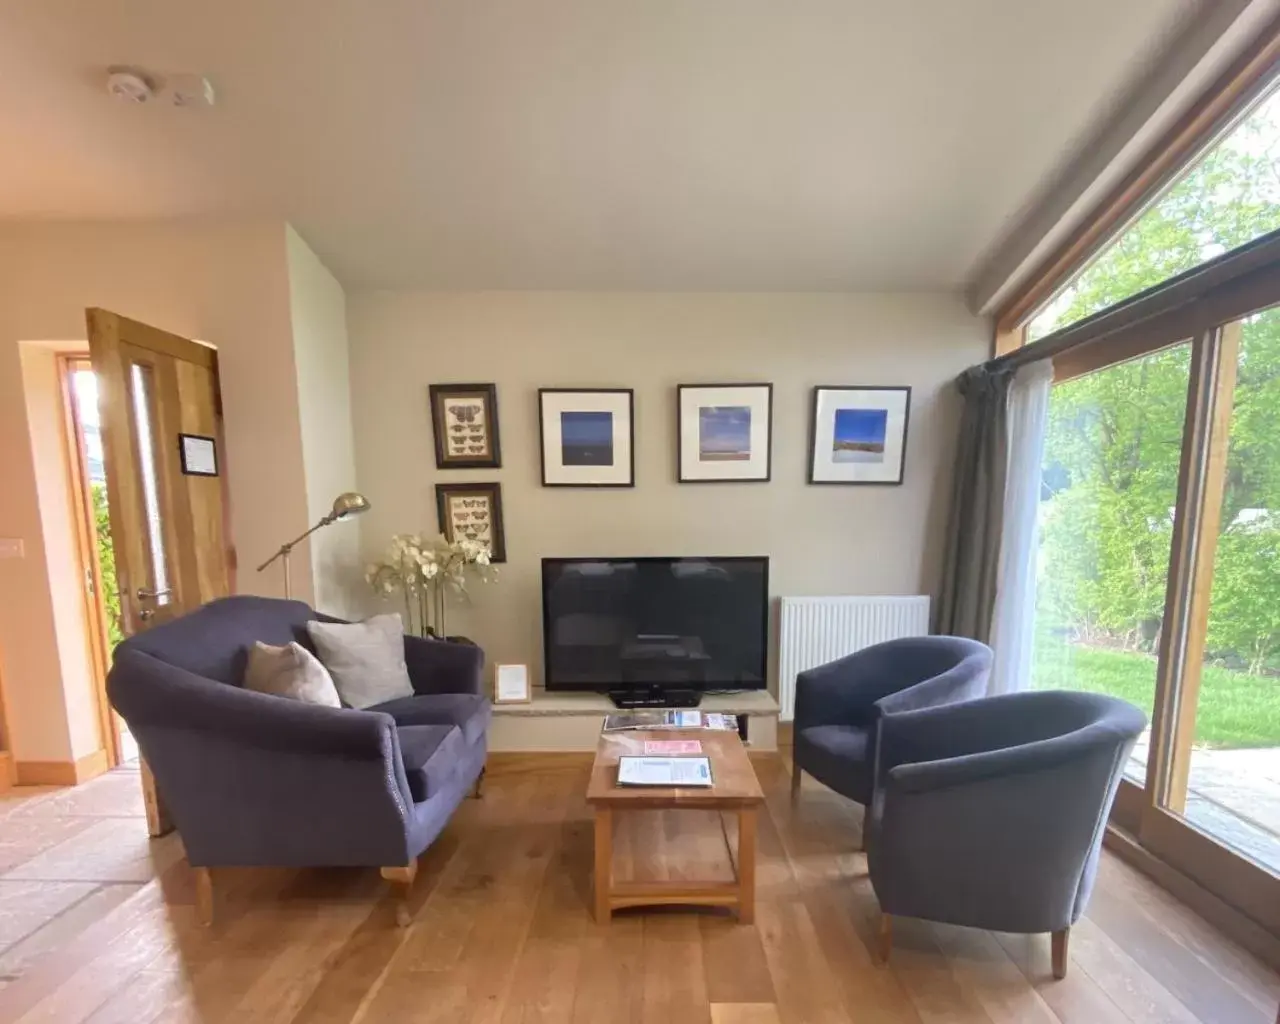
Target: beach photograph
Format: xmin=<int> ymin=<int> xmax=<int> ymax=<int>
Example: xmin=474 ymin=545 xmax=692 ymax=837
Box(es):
xmin=561 ymin=410 xmax=614 ymax=466
xmin=698 ymin=405 xmax=752 ymax=461
xmin=833 ymin=407 xmax=887 ymax=463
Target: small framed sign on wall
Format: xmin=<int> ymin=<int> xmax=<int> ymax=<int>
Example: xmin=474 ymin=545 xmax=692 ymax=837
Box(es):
xmin=178 ymin=433 xmax=218 ymax=476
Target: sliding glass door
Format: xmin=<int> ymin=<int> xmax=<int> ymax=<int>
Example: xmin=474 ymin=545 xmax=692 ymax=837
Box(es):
xmin=1030 ymin=314 xmax=1280 ymax=934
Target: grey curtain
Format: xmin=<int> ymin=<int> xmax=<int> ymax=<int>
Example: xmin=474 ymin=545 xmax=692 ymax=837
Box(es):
xmin=935 ymin=364 xmax=1012 ymax=642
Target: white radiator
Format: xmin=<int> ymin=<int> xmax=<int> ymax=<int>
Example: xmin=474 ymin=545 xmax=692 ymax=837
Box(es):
xmin=778 ymin=596 xmax=931 ymax=721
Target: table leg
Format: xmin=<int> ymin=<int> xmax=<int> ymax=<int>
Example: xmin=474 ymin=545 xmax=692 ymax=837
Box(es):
xmin=737 ymin=807 xmax=757 ymax=924
xmin=594 ymin=807 xmax=613 ymax=924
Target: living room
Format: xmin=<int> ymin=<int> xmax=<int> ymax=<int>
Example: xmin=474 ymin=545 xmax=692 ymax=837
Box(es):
xmin=2 ymin=2 xmax=1280 ymax=1022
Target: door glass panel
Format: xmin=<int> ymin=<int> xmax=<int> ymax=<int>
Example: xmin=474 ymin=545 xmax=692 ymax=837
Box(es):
xmin=1175 ymin=308 xmax=1280 ymax=875
xmin=129 ymin=362 xmax=171 ymax=607
xmin=1032 ymin=343 xmax=1193 ymax=783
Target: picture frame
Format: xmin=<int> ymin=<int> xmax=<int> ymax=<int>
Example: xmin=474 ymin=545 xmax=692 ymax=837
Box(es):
xmin=435 ymin=481 xmax=507 ymax=562
xmin=677 ymin=383 xmax=773 ymax=483
xmin=538 ymin=388 xmax=635 ymax=487
xmin=494 ymin=663 xmax=531 ymax=704
xmin=429 ymin=383 xmax=501 ymax=469
xmin=808 ymin=385 xmax=911 ymax=485
xmin=177 ymin=433 xmax=218 ymax=477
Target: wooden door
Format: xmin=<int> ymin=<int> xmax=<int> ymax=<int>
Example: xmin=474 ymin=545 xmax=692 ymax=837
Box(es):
xmin=86 ymin=309 xmax=231 ymax=835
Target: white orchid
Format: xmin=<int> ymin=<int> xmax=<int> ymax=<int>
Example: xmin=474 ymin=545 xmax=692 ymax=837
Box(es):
xmin=366 ymin=531 xmax=497 ymax=637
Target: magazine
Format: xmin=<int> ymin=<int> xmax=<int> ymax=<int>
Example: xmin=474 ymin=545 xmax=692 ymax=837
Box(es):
xmin=617 ymin=756 xmax=714 ymax=787
xmin=602 ymin=711 xmax=740 ymax=732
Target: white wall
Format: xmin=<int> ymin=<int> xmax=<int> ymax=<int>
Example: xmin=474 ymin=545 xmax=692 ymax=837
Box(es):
xmin=348 ymin=291 xmax=987 ymax=692
xmin=286 ymin=226 xmax=361 ymax=617
xmin=0 ymin=220 xmax=313 ymax=763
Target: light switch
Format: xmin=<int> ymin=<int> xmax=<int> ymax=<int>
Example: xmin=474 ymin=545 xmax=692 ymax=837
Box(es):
xmin=0 ymin=538 xmax=25 ymax=559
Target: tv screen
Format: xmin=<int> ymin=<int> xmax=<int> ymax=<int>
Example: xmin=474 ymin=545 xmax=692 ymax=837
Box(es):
xmin=541 ymin=556 xmax=768 ymax=692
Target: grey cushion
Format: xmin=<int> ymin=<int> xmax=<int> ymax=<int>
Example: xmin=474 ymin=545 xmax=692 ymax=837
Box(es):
xmin=307 ymin=614 xmax=414 ymax=709
xmin=398 ymin=724 xmax=466 ymax=802
xmin=242 ymin=641 xmax=341 ymax=707
xmin=370 ymin=693 xmax=492 ymax=746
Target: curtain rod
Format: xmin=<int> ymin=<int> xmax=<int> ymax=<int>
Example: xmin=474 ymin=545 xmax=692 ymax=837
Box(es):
xmin=983 ymin=226 xmax=1280 ymax=374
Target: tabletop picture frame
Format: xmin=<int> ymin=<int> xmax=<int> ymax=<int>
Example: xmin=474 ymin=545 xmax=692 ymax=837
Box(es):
xmin=494 ymin=663 xmax=532 ymax=704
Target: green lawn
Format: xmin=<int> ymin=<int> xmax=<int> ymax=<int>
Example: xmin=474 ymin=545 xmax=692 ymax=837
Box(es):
xmin=1032 ymin=633 xmax=1280 ymax=749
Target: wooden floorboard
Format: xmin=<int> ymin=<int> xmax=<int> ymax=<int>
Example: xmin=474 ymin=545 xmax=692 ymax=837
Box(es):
xmin=0 ymin=759 xmax=1276 ymax=1023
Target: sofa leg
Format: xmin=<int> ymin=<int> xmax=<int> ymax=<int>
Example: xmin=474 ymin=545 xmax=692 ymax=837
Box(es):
xmin=193 ymin=866 xmax=214 ymax=927
xmin=472 ymin=766 xmax=486 ymax=799
xmin=876 ymin=913 xmax=893 ymax=965
xmin=1051 ymin=927 xmax=1070 ymax=980
xmin=382 ymin=862 xmax=418 ymax=927
xmin=790 ymin=764 xmax=801 ymax=803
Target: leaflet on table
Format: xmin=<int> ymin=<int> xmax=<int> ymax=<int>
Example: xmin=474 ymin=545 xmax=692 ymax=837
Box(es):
xmin=617 ymin=756 xmax=714 ymax=787
xmin=602 ymin=711 xmax=739 ymax=732
xmin=643 ymin=739 xmax=703 ymax=755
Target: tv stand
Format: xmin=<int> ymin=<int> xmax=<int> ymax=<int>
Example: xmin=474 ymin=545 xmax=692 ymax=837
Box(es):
xmin=608 ymin=687 xmax=702 ymax=709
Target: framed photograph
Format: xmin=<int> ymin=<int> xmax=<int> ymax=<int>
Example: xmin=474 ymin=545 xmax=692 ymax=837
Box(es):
xmin=538 ymin=388 xmax=635 ymax=487
xmin=494 ymin=663 xmax=531 ymax=704
xmin=809 ymin=386 xmax=911 ymax=485
xmin=435 ymin=481 xmax=507 ymax=562
xmin=677 ymin=383 xmax=773 ymax=483
xmin=178 ymin=433 xmax=218 ymax=477
xmin=429 ymin=383 xmax=501 ymax=469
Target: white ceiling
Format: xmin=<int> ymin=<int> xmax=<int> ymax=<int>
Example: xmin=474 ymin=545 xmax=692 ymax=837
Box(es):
xmin=0 ymin=0 xmax=1206 ymax=291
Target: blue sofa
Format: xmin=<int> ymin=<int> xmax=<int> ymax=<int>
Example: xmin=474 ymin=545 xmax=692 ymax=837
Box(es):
xmin=107 ymin=596 xmax=489 ymax=897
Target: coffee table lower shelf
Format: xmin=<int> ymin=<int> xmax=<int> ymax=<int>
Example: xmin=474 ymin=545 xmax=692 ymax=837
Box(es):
xmin=591 ymin=804 xmax=757 ymax=923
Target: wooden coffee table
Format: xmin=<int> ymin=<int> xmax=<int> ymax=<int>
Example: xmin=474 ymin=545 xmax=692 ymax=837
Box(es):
xmin=585 ymin=728 xmax=764 ymax=924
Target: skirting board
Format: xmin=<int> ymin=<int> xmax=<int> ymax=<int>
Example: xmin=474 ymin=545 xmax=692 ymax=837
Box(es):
xmin=16 ymin=748 xmax=110 ymax=787
xmin=0 ymin=750 xmax=13 ymax=791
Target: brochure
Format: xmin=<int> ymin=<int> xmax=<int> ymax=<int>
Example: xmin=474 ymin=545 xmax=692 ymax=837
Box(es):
xmin=617 ymin=756 xmax=714 ymax=787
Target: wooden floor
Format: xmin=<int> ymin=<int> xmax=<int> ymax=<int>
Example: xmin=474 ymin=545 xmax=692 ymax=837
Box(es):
xmin=0 ymin=755 xmax=1278 ymax=1023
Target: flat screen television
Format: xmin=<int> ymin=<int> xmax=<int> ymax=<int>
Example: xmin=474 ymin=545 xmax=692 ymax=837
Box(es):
xmin=541 ymin=556 xmax=768 ymax=700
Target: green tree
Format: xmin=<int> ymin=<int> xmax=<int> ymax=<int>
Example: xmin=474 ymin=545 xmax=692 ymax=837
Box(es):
xmin=91 ymin=482 xmax=124 ymax=649
xmin=1035 ymin=94 xmax=1280 ymax=676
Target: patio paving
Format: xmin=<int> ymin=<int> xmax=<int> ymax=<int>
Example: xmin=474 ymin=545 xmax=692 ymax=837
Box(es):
xmin=1129 ymin=735 xmax=1280 ymax=875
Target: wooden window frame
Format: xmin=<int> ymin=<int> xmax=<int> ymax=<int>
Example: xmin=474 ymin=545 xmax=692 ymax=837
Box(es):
xmin=994 ymin=11 xmax=1280 ymax=343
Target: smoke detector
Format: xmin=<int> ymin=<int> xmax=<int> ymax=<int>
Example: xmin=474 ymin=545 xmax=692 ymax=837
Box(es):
xmin=106 ymin=67 xmax=155 ymax=104
xmin=105 ymin=67 xmax=216 ymax=108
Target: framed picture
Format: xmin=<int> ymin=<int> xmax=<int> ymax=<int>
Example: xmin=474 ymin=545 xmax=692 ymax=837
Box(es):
xmin=538 ymin=388 xmax=635 ymax=487
xmin=808 ymin=386 xmax=911 ymax=485
xmin=677 ymin=383 xmax=773 ymax=483
xmin=429 ymin=383 xmax=501 ymax=469
xmin=177 ymin=433 xmax=218 ymax=477
xmin=435 ymin=481 xmax=507 ymax=562
xmin=494 ymin=663 xmax=531 ymax=704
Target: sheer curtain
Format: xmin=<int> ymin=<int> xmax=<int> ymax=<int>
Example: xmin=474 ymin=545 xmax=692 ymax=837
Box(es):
xmin=988 ymin=360 xmax=1053 ymax=695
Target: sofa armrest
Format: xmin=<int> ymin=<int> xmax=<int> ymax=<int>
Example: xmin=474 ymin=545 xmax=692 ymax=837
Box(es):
xmin=108 ymin=647 xmax=397 ymax=760
xmin=404 ymin=634 xmax=485 ymax=696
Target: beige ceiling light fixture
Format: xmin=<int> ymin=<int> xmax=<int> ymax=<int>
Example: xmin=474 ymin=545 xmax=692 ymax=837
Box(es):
xmin=105 ymin=66 xmax=216 ymax=108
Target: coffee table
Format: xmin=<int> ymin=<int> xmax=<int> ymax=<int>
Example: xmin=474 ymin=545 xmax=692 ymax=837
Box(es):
xmin=586 ymin=728 xmax=764 ymax=923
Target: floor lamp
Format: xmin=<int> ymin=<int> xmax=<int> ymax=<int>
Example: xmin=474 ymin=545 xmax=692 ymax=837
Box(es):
xmin=257 ymin=491 xmax=371 ymax=599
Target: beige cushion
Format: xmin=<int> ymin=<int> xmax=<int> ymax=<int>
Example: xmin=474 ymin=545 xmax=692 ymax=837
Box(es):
xmin=242 ymin=641 xmax=341 ymax=708
xmin=306 ymin=613 xmax=415 ymax=709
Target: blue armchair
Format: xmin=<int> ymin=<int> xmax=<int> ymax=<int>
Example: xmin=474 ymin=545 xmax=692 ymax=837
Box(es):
xmin=867 ymin=690 xmax=1145 ymax=978
xmin=791 ymin=635 xmax=993 ymax=841
xmin=107 ymin=596 xmax=490 ymax=923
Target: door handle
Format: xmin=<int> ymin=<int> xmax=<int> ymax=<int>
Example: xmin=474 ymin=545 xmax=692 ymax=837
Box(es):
xmin=136 ymin=587 xmax=172 ymax=601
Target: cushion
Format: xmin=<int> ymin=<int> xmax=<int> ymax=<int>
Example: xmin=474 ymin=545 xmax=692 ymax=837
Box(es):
xmin=398 ymin=724 xmax=466 ymax=802
xmin=797 ymin=723 xmax=874 ymax=803
xmin=241 ymin=641 xmax=341 ymax=707
xmin=306 ymin=613 xmax=414 ymax=709
xmin=368 ymin=693 xmax=492 ymax=746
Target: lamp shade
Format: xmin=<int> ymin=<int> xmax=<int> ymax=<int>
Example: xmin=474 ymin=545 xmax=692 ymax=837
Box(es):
xmin=331 ymin=492 xmax=371 ymax=520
